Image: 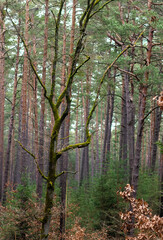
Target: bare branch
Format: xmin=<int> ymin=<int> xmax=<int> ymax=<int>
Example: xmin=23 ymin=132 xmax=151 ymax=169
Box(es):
xmin=55 ymin=171 xmax=77 ymax=179
xmin=56 ymin=55 xmax=90 ymax=109
xmin=56 ymin=137 xmax=91 ymax=156
xmin=116 ymin=67 xmax=141 ymax=82
xmin=142 ymin=106 xmax=159 ymax=123
xmin=107 ymin=32 xmax=123 ymax=46
xmin=90 ymin=0 xmax=114 ymax=18
xmin=15 ymin=140 xmax=48 ymax=181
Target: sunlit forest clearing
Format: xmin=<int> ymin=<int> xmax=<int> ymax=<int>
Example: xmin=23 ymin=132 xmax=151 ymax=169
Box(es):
xmin=0 ymin=0 xmax=162 ymax=239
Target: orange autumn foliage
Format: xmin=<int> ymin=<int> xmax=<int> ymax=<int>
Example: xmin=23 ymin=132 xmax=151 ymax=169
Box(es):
xmin=117 ymin=184 xmax=163 ymax=240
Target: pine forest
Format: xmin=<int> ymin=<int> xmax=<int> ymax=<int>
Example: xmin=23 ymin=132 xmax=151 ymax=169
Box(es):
xmin=0 ymin=0 xmax=163 ymax=239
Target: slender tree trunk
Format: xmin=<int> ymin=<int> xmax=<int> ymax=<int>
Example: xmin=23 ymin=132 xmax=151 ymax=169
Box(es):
xmin=151 ymin=107 xmax=162 ymax=172
xmin=100 ymin=100 xmax=104 ymax=172
xmin=10 ymin=128 xmax=15 ymax=184
xmin=147 ymin=99 xmax=155 ymax=168
xmin=14 ymin=104 xmax=22 ymax=186
xmin=95 ymin=105 xmax=100 ymax=174
xmin=80 ymin=70 xmax=90 ymax=185
xmin=0 ymin=7 xmax=5 ymax=201
xmin=101 ymin=84 xmax=111 ymax=173
xmin=106 ymin=70 xmax=115 ymax=159
xmin=124 ymin=72 xmax=135 ymax=184
xmin=37 ymin=0 xmax=49 ymax=198
xmin=159 ymin=137 xmax=163 ymax=217
xmin=59 ymin=1 xmax=77 ymax=237
xmin=21 ymin=0 xmax=29 ymax=178
xmin=132 ymin=84 xmax=148 ymax=196
xmin=31 ymin=13 xmax=38 ymax=182
xmin=75 ymin=89 xmax=80 ymax=184
xmin=132 ymin=11 xmax=154 ymax=195
xmin=2 ymin=33 xmax=20 ymax=203
xmin=91 ymin=134 xmax=95 ymax=179
xmin=119 ymin=76 xmax=127 ymax=170
xmin=59 ymin=2 xmax=68 ymax=239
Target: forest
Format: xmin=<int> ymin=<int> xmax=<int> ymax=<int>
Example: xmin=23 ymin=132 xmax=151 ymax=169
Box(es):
xmin=0 ymin=0 xmax=163 ymax=239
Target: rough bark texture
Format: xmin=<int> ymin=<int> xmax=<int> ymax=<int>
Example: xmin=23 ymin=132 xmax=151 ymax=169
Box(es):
xmin=132 ymin=85 xmax=148 ymax=195
xmin=32 ymin=13 xmax=38 ymax=182
xmin=2 ymin=33 xmax=20 ymax=204
xmin=147 ymin=100 xmax=155 ymax=167
xmin=106 ymin=71 xmax=115 ymax=160
xmin=59 ymin=4 xmax=67 ymax=237
xmin=124 ymin=72 xmax=135 ymax=184
xmin=160 ymin=137 xmax=163 ymax=217
xmin=101 ymin=73 xmax=113 ymax=174
xmin=14 ymin=105 xmax=22 ymax=186
xmin=80 ymin=71 xmax=90 ymax=185
xmin=75 ymin=89 xmax=80 ymax=184
xmin=151 ymin=107 xmax=162 ymax=171
xmin=0 ymin=7 xmax=5 ymax=201
xmin=21 ymin=0 xmax=29 ymax=177
xmin=37 ymin=0 xmax=49 ymax=198
xmin=119 ymin=77 xmax=128 ymax=172
xmin=132 ymin=0 xmax=154 ymax=196
xmin=95 ymin=106 xmax=100 ymax=174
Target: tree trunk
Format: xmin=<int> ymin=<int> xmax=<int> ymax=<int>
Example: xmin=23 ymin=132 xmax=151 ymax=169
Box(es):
xmin=124 ymin=72 xmax=135 ymax=184
xmin=159 ymin=137 xmax=163 ymax=217
xmin=2 ymin=33 xmax=20 ymax=204
xmin=147 ymin=99 xmax=155 ymax=168
xmin=106 ymin=70 xmax=115 ymax=159
xmin=151 ymin=107 xmax=162 ymax=172
xmin=21 ymin=0 xmax=29 ymax=178
xmin=95 ymin=105 xmax=100 ymax=174
xmin=14 ymin=104 xmax=22 ymax=186
xmin=0 ymin=7 xmax=5 ymax=201
xmin=132 ymin=84 xmax=148 ymax=195
xmin=75 ymin=88 xmax=80 ymax=184
xmin=91 ymin=134 xmax=95 ymax=179
xmin=31 ymin=13 xmax=38 ymax=182
xmin=101 ymin=78 xmax=111 ymax=173
xmin=80 ymin=70 xmax=90 ymax=185
xmin=132 ymin=15 xmax=154 ymax=195
xmin=37 ymin=0 xmax=49 ymax=198
xmin=119 ymin=76 xmax=127 ymax=169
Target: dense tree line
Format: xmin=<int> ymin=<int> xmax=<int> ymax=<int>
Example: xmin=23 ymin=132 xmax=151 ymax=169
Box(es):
xmin=0 ymin=0 xmax=162 ymax=239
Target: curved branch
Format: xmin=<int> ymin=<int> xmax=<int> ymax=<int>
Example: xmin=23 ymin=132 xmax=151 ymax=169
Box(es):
xmin=57 ymin=137 xmax=91 ymax=156
xmin=90 ymin=0 xmax=114 ymax=19
xmin=56 ymin=55 xmax=90 ymax=109
xmin=15 ymin=140 xmax=48 ymax=181
xmin=117 ymin=67 xmax=141 ymax=82
xmin=55 ymin=171 xmax=77 ymax=179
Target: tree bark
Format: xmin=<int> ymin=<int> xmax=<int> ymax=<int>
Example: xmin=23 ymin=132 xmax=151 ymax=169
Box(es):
xmin=159 ymin=137 xmax=163 ymax=217
xmin=119 ymin=76 xmax=128 ymax=173
xmin=0 ymin=6 xmax=5 ymax=201
xmin=151 ymin=107 xmax=162 ymax=172
xmin=75 ymin=88 xmax=80 ymax=184
xmin=124 ymin=72 xmax=135 ymax=184
xmin=37 ymin=0 xmax=49 ymax=198
xmin=2 ymin=32 xmax=20 ymax=204
xmin=95 ymin=105 xmax=100 ymax=174
xmin=80 ymin=70 xmax=90 ymax=185
xmin=20 ymin=0 xmax=29 ymax=178
xmin=101 ymin=86 xmax=111 ymax=173
xmin=59 ymin=3 xmax=67 ymax=238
